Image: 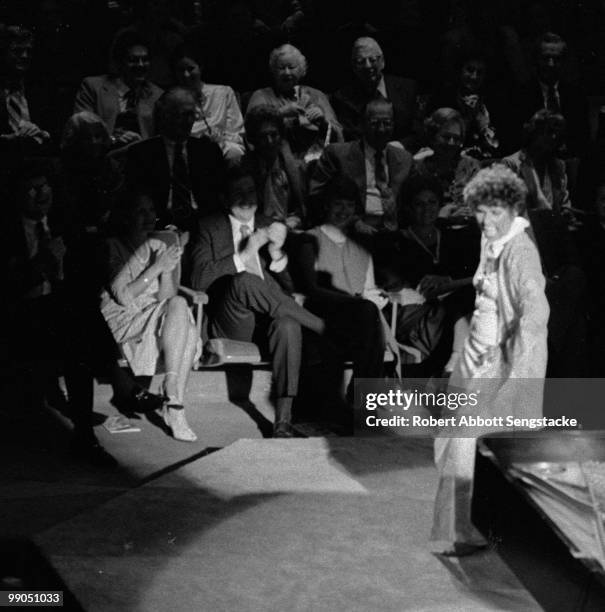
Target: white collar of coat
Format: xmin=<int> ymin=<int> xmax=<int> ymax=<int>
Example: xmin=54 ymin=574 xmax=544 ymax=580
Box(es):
xmin=482 ymin=216 xmax=530 ymax=258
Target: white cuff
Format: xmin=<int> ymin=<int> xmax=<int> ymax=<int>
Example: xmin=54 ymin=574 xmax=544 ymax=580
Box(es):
xmin=269 ymin=253 xmax=288 ymax=273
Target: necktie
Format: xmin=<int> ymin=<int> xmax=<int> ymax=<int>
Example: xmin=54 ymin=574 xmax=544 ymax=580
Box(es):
xmin=171 ymin=143 xmax=193 ymax=228
xmin=375 ymin=148 xmax=387 ymax=191
xmin=239 ymin=224 xmax=263 ymax=278
xmin=546 ymin=84 xmax=560 ymax=113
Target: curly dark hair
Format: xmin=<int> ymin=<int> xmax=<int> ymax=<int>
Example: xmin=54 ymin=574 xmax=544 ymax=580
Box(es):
xmin=244 ymin=104 xmax=285 ymax=142
xmin=463 ymin=164 xmax=528 ymax=215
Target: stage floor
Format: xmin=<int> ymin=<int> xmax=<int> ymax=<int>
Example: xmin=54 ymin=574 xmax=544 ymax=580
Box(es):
xmin=1 ymin=374 xmax=540 ymax=611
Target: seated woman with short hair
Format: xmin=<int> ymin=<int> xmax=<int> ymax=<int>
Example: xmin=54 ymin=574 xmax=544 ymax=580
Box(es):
xmin=293 ymin=177 xmax=386 ymax=392
xmin=247 ymin=44 xmax=343 ymax=162
xmin=410 ymin=108 xmax=481 ymax=222
xmin=173 ymin=51 xmax=246 ymax=164
xmin=101 ymin=187 xmax=200 ymax=442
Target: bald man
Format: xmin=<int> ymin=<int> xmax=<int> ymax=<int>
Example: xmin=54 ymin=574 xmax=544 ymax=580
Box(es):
xmin=331 ymin=37 xmax=418 ymax=144
xmin=124 ymin=87 xmax=227 ymax=232
xmin=309 ymin=98 xmax=412 ymax=233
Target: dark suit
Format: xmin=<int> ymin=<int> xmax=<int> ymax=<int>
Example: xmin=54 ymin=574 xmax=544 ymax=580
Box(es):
xmin=74 ymin=75 xmax=163 ymax=139
xmin=190 ymin=211 xmax=322 ymax=399
xmin=124 ymin=136 xmax=227 ymax=231
xmin=0 ymin=82 xmax=55 ymax=168
xmin=308 ymin=140 xmax=412 ymax=228
xmin=515 ymin=80 xmax=589 ymax=157
xmin=331 ymin=74 xmax=418 ymax=143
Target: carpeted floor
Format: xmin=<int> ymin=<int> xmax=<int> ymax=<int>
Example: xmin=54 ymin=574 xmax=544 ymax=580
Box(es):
xmin=33 ymin=437 xmax=540 ymax=612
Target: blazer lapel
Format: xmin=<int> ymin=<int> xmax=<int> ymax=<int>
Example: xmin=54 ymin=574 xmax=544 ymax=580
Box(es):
xmin=349 ymin=141 xmax=367 ymax=199
xmin=100 ymin=78 xmax=120 ymax=133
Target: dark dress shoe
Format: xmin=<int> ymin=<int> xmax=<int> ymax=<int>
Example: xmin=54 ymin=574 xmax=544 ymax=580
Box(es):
xmin=117 ymin=388 xmax=165 ymax=414
xmin=71 ymin=434 xmax=118 ymax=469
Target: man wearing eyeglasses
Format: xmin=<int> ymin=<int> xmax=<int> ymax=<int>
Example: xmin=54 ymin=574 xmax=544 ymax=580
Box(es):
xmin=309 ymin=98 xmax=412 ymax=237
xmin=331 ymin=37 xmax=417 ymax=145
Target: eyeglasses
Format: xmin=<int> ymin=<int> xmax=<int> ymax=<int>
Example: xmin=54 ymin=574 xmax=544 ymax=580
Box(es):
xmin=368 ymin=120 xmax=393 ymax=129
xmin=354 ymin=55 xmax=382 ymax=68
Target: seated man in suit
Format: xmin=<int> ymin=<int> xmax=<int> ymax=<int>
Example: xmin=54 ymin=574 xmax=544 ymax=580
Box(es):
xmin=0 ymin=25 xmax=52 ymax=167
xmin=515 ymin=32 xmax=589 ymax=160
xmin=331 ymin=37 xmax=417 ymax=145
xmin=74 ymin=30 xmax=163 ymax=147
xmin=309 ymin=98 xmax=412 ymax=236
xmin=124 ymin=86 xmax=227 ymax=233
xmin=190 ymin=163 xmax=325 ymax=437
xmin=2 ymin=160 xmax=115 ymax=467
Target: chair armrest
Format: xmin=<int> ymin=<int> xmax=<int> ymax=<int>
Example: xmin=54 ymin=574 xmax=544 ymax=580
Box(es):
xmin=178 ymin=285 xmax=209 ymax=305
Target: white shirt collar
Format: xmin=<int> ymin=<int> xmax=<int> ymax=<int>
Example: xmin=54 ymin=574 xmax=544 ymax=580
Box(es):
xmin=229 ymin=214 xmax=255 ymax=233
xmin=319 ymin=224 xmax=347 ymax=244
xmin=377 ymin=76 xmax=387 ymax=98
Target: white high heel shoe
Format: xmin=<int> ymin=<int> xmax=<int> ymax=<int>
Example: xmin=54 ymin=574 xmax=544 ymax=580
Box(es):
xmin=161 ymin=404 xmax=197 ymax=442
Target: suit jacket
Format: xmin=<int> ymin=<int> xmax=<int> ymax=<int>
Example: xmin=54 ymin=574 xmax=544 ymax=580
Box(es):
xmin=502 ymin=149 xmax=570 ymax=214
xmin=308 ymin=140 xmax=413 ymax=228
xmin=190 ymin=211 xmax=294 ymax=300
xmin=3 ymin=214 xmax=63 ymax=309
xmin=330 ymin=74 xmax=417 ymax=143
xmin=124 ymin=136 xmax=227 ymax=226
xmin=249 ymin=142 xmax=307 ymax=222
xmin=74 ymin=75 xmax=163 ymax=139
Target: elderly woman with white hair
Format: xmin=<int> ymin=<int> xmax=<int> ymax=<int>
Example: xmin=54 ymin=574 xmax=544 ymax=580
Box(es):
xmin=247 ymin=43 xmax=342 ymax=161
xmin=431 ymin=164 xmax=549 ymax=556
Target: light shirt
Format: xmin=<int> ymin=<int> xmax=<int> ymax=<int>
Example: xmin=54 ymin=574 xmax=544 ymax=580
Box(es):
xmin=22 ymin=215 xmax=51 ymax=297
xmin=363 ymin=140 xmax=389 ymax=216
xmin=318 ymin=225 xmax=374 ymax=290
xmin=190 ymin=83 xmax=245 ymax=159
xmin=228 ymin=215 xmax=288 ymax=277
xmin=162 ymin=137 xmax=197 ymax=211
xmin=376 ymin=76 xmax=387 ymax=99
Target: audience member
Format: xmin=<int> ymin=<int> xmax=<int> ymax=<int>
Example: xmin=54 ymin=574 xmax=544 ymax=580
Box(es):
xmin=516 ymin=32 xmax=589 ymax=158
xmin=408 ymin=108 xmax=481 ymax=223
xmin=502 ymin=110 xmax=573 ymax=216
xmin=124 ymin=87 xmax=227 ymax=233
xmin=331 ymin=37 xmax=417 ymax=144
xmin=120 ymin=0 xmax=186 ymax=89
xmin=428 ymin=51 xmax=499 ymax=160
xmin=0 ymin=26 xmax=51 ymax=167
xmin=74 ymin=30 xmax=163 ymax=147
xmin=174 ymin=51 xmax=245 ymax=164
xmin=3 ymin=160 xmax=115 ymax=466
xmin=59 ymin=112 xmax=122 ymax=231
xmin=379 ymin=176 xmax=479 ymax=371
xmin=101 ymin=186 xmax=200 ymax=442
xmin=293 ymin=176 xmax=386 ymax=388
xmin=247 ymin=44 xmax=343 ymax=161
xmin=244 ymin=105 xmax=307 ymax=229
xmin=190 ymin=163 xmax=325 ymax=437
xmin=309 ymin=98 xmax=412 ymax=235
